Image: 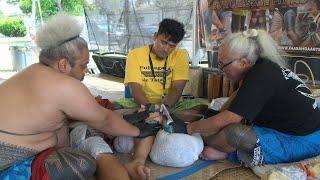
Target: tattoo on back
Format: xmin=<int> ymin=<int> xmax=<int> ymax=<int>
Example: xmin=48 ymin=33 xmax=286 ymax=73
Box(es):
xmin=0 ymin=141 xmax=38 ymax=171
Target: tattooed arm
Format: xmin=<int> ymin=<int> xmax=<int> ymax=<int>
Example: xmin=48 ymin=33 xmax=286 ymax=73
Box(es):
xmin=187 ymin=110 xmax=242 ymax=134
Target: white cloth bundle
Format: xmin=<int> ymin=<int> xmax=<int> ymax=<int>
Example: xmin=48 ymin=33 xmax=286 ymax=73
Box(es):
xmin=70 ymin=125 xmax=113 ymax=159
xmin=150 ymin=130 xmax=204 ymax=167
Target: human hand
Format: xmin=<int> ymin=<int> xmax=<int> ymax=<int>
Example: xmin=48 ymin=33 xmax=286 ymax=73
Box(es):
xmin=145 ymin=103 xmax=157 ymax=113
xmin=171 ymin=116 xmax=188 ymax=134
xmin=136 ymin=122 xmax=162 ymax=138
xmin=123 ymin=111 xmax=149 ymax=124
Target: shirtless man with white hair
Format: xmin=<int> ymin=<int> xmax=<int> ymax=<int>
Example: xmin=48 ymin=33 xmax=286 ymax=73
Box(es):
xmin=0 ymin=13 xmax=160 ymax=180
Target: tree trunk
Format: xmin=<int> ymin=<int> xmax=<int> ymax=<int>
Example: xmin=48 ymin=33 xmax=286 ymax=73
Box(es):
xmin=55 ymin=0 xmax=63 ymax=11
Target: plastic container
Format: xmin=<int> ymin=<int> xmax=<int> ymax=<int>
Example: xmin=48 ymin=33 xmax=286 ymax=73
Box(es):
xmin=9 ymin=45 xmax=34 ymax=71
xmin=124 ymin=86 xmax=132 ymax=98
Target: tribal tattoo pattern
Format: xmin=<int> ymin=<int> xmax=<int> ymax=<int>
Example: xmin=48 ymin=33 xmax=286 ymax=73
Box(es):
xmin=223 ymin=123 xmax=264 ymax=166
xmin=0 ymin=141 xmax=38 ymax=171
xmin=45 ymin=147 xmax=96 ymax=180
xmin=223 ymin=123 xmax=257 ymax=152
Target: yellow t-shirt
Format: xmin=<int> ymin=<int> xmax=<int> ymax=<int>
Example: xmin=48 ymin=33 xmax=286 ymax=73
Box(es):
xmin=124 ymin=45 xmax=189 ymax=104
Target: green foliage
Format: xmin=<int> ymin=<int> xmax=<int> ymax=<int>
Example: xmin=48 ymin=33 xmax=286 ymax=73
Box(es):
xmin=19 ymin=0 xmax=84 ymax=19
xmin=0 ymin=17 xmax=27 ymax=37
xmin=62 ymin=0 xmax=84 ymax=16
xmin=37 ymin=0 xmax=59 ymax=19
xmin=83 ymin=1 xmax=94 ymax=11
xmin=19 ymin=0 xmax=31 ymax=14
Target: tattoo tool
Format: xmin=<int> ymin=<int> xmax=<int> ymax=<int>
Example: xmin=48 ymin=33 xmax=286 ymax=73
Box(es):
xmin=159 ymin=104 xmax=174 ymax=133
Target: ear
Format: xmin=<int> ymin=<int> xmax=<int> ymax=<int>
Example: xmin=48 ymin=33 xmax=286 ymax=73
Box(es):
xmin=239 ymin=57 xmax=251 ymax=67
xmin=57 ymin=58 xmax=71 ymax=73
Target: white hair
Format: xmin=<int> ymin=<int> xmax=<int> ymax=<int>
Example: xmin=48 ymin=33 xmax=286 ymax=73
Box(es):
xmin=221 ymin=29 xmax=287 ymax=68
xmin=36 ymin=12 xmax=83 ymax=49
xmin=36 ymin=12 xmax=88 ymax=66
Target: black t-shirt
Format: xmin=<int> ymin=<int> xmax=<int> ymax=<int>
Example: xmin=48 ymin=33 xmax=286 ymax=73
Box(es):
xmin=228 ymin=58 xmax=320 ymax=136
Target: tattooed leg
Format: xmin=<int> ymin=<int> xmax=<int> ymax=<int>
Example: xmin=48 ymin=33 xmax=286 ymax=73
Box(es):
xmin=44 ymin=147 xmax=96 ymax=180
xmin=237 ymin=150 xmax=254 ymax=167
xmin=204 ymin=123 xmax=263 ymax=166
xmin=203 ymin=128 xmax=236 ymax=153
xmin=223 ymin=123 xmax=257 ymax=152
xmin=223 ymin=123 xmax=264 ymax=167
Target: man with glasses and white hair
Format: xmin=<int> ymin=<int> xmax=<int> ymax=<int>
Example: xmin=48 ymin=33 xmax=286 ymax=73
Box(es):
xmin=183 ymin=29 xmax=320 ymax=167
xmin=124 ymin=18 xmax=189 ymax=179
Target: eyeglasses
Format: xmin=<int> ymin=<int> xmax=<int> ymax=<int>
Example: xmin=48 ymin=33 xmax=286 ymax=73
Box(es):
xmin=218 ymin=59 xmax=237 ymax=71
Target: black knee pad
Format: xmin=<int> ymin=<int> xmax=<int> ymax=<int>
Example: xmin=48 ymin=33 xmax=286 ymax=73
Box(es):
xmin=45 ymin=147 xmax=96 ymax=180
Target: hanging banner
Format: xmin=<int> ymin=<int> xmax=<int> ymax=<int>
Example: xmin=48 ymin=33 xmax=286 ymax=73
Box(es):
xmin=198 ymin=0 xmax=320 ymax=57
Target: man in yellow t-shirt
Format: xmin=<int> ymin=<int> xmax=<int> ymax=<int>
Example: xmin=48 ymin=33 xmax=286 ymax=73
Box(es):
xmin=124 ymin=19 xmax=189 ymax=107
xmin=123 ymin=19 xmax=189 ymax=179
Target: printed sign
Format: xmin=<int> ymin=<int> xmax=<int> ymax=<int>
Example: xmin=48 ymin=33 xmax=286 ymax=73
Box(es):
xmin=198 ymin=0 xmax=320 ymax=56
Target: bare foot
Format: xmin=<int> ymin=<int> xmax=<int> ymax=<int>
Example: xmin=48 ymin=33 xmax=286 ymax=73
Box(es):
xmin=124 ymin=160 xmax=151 ymax=180
xmin=200 ymin=146 xmax=227 ymax=160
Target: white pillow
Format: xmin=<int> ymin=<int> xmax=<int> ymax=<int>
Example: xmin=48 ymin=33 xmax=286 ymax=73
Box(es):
xmin=149 ymin=130 xmax=204 ymax=167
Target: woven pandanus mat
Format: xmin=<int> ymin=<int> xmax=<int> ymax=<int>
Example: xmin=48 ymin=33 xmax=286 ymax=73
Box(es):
xmin=187 ymin=161 xmax=259 ymax=180
xmin=116 ymin=153 xmax=258 ymax=180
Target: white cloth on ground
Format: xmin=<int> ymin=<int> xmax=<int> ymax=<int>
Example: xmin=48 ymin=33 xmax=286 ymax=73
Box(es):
xmin=70 ymin=124 xmax=113 ymax=159
xmin=149 ymin=130 xmax=204 ymax=167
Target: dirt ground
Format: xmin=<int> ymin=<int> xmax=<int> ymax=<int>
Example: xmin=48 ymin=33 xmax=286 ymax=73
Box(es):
xmin=0 ymin=71 xmax=125 ymax=101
